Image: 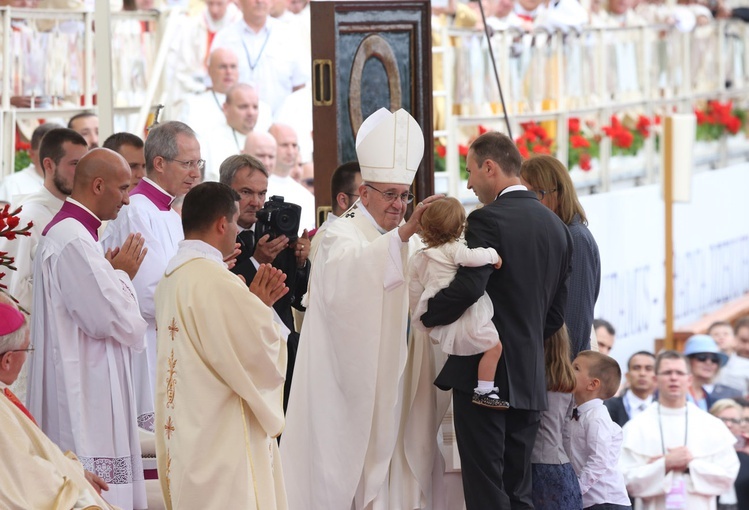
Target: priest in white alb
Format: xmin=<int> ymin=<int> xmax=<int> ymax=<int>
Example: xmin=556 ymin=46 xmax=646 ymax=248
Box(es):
xmin=281 ymin=108 xmax=450 ymax=509
xmin=620 ymin=350 xmax=739 ymax=510
xmin=153 ymin=182 xmax=288 ymax=509
xmin=101 ymin=121 xmax=201 ymax=434
xmin=27 ymin=148 xmax=149 ymax=510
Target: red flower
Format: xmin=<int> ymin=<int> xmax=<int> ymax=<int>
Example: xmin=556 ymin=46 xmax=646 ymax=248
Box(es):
xmin=568 ymin=118 xmax=581 ymax=134
xmin=518 ymin=143 xmax=530 ymax=159
xmin=458 ymin=144 xmax=469 ymax=157
xmin=478 ymin=125 xmax=489 ymax=135
xmin=436 ymin=145 xmax=446 ymax=158
xmin=579 ymin=153 xmax=592 ymax=171
xmin=726 ymin=116 xmax=742 ymax=134
xmin=570 ymin=135 xmax=590 ymax=149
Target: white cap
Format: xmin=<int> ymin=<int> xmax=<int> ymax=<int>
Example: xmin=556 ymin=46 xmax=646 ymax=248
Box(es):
xmin=355 ymin=108 xmax=424 ymax=185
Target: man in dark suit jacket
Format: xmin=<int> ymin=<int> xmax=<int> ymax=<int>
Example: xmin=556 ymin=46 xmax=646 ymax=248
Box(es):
xmin=421 ymin=132 xmax=572 ymax=509
xmin=219 ymin=154 xmax=310 ymax=412
xmin=604 ymin=350 xmax=657 ymax=427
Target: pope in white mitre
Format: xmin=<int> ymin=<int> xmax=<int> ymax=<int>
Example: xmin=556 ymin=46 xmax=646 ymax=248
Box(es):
xmin=282 ymin=108 xmax=450 ymax=509
xmin=153 ymin=182 xmax=288 ymax=510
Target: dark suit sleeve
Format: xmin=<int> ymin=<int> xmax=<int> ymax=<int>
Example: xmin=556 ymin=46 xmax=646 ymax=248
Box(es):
xmin=291 ymin=260 xmax=310 ymax=311
xmin=421 ymin=210 xmax=494 ymax=328
xmin=543 ymin=232 xmax=573 ymax=340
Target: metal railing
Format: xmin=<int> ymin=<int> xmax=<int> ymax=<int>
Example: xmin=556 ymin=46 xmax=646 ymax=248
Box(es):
xmin=433 ymin=20 xmax=749 ymax=199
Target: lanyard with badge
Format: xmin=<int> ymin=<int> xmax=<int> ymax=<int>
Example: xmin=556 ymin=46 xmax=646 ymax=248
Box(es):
xmin=241 ymin=29 xmax=272 ymax=78
xmin=658 ymin=404 xmax=689 ymax=510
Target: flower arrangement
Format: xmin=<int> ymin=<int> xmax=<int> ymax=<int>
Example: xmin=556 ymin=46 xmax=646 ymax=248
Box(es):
xmin=15 ymin=150 xmax=31 ymax=173
xmin=601 ymin=114 xmax=652 ymax=157
xmin=695 ymin=100 xmax=745 ymax=141
xmin=434 ymin=125 xmax=489 ymax=179
xmin=567 ymin=118 xmax=599 ymax=172
xmin=515 ymin=122 xmax=554 ymax=159
xmin=0 ymin=205 xmax=33 ymax=294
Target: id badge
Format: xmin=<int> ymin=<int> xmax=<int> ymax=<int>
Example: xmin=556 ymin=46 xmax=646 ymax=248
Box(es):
xmin=665 ymin=477 xmax=687 ymax=510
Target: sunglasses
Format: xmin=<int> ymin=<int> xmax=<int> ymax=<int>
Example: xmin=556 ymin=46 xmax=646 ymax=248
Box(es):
xmin=693 ymin=353 xmax=721 ymax=364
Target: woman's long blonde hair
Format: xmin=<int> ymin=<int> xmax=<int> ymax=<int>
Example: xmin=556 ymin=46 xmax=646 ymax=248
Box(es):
xmin=545 ymin=325 xmax=577 ymax=393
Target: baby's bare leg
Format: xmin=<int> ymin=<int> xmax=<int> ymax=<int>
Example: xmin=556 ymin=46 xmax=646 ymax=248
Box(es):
xmin=478 ymin=341 xmax=503 ymax=382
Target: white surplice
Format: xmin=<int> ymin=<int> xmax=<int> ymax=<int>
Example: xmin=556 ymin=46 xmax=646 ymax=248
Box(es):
xmin=267 ymin=173 xmax=316 ymax=234
xmin=0 ymin=186 xmax=64 ymax=405
xmin=282 ymin=202 xmax=450 ymax=510
xmin=154 ymin=240 xmax=287 ymax=510
xmin=101 ymin=177 xmax=183 ymax=433
xmin=0 ymin=164 xmax=44 ymax=206
xmin=620 ymin=402 xmax=740 ymax=510
xmin=27 ymin=200 xmax=148 ymax=510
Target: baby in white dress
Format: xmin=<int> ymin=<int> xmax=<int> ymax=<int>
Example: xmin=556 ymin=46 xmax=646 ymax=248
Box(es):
xmin=408 ymin=197 xmax=507 ymax=409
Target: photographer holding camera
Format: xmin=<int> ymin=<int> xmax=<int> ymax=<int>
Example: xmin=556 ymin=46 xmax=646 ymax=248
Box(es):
xmin=219 ymin=154 xmax=311 ymax=412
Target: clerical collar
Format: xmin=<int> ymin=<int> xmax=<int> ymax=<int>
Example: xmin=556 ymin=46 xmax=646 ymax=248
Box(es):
xmin=499 ymin=184 xmax=528 ymax=198
xmin=514 ymin=3 xmax=537 ymax=18
xmin=131 ymin=177 xmax=174 ymax=211
xmin=43 ymin=198 xmax=102 ymax=241
xmin=356 ymin=201 xmax=389 ymax=235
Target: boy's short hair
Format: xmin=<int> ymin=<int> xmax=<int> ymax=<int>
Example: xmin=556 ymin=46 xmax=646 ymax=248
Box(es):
xmin=577 ymin=350 xmax=622 ymax=400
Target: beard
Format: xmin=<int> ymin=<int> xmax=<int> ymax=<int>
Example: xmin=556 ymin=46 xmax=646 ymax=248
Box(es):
xmin=53 ymin=170 xmax=72 ymax=196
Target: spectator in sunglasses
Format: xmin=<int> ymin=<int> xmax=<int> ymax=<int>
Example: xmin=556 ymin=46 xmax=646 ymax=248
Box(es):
xmin=683 ymin=334 xmax=742 ymax=412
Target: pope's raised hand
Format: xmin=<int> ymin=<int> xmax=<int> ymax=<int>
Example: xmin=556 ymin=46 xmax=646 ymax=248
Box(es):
xmin=106 ymin=233 xmax=147 ymax=280
xmin=249 ymin=263 xmax=289 ymax=307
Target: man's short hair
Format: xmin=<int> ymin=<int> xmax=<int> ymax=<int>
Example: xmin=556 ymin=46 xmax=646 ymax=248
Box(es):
xmin=103 ymin=132 xmax=144 ymax=153
xmin=38 ymin=128 xmax=88 ymax=170
xmin=734 ymin=316 xmax=749 ymax=334
xmin=67 ymin=112 xmax=97 ymax=129
xmin=182 ymin=182 xmax=240 ymax=235
xmin=218 ymin=154 xmax=268 ymax=187
xmin=144 ymin=121 xmax=197 ymax=174
xmin=627 ymin=350 xmax=655 ymax=371
xmin=577 ymin=350 xmax=622 ymax=400
xmin=655 ymin=350 xmax=691 ymax=375
xmin=594 ymin=318 xmax=616 ymax=336
xmin=30 ymin=123 xmax=63 ymax=151
xmin=331 ymin=161 xmax=361 ymax=198
xmin=468 ymin=131 xmax=522 ymax=177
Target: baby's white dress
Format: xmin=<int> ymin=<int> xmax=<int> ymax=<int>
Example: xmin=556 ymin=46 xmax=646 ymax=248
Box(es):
xmin=408 ymin=240 xmax=500 ymax=355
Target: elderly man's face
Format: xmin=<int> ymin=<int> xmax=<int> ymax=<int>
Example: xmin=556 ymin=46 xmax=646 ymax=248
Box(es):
xmin=158 ymin=134 xmax=202 ymax=197
xmin=230 ymin=167 xmax=268 ymax=229
xmin=359 ymin=182 xmax=409 ymax=232
xmin=1 ymin=328 xmax=30 ymax=385
xmin=208 ymin=51 xmax=239 ymax=95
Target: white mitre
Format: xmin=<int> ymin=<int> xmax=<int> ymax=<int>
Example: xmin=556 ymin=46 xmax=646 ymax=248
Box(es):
xmin=355 ymin=108 xmax=424 ymax=185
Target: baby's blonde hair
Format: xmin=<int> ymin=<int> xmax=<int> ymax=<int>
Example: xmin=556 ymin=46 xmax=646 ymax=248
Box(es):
xmin=419 ymin=197 xmax=466 ymax=248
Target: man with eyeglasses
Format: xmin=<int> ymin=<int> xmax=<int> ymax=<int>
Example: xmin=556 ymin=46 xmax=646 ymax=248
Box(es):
xmin=102 ymin=121 xmax=201 ymax=437
xmin=281 ymin=108 xmax=447 ymax=509
xmin=682 ymin=334 xmax=741 ymax=412
xmin=621 ymin=350 xmax=740 ymax=510
xmin=0 ymin=301 xmax=113 ymax=509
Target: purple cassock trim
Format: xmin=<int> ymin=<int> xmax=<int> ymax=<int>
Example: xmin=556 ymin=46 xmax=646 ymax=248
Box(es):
xmin=130 ymin=178 xmax=172 ymax=211
xmin=42 ymin=200 xmax=101 ymax=241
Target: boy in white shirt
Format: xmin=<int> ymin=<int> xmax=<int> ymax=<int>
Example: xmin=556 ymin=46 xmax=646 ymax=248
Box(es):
xmin=566 ymin=351 xmax=632 ymax=509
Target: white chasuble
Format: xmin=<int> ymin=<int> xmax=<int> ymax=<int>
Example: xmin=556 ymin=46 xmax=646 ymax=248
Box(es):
xmin=0 ymin=388 xmax=114 ymax=510
xmin=101 ymin=180 xmax=183 ymax=432
xmin=27 ymin=207 xmax=147 ymax=510
xmin=282 ymin=203 xmax=450 ymax=510
xmin=620 ymin=402 xmax=739 ymax=510
xmin=154 ymin=240 xmax=287 ymax=510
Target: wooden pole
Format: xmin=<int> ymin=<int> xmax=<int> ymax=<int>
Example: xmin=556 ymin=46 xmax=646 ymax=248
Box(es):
xmin=664 ymin=116 xmax=674 ymax=350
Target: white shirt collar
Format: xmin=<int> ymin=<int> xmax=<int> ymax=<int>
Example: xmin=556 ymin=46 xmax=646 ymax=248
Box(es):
xmin=499 ymin=184 xmax=528 ymax=197
xmin=143 ymin=176 xmax=176 ymax=200
xmin=625 ymin=390 xmax=653 ymax=410
xmin=178 ymin=239 xmax=224 ymax=264
xmin=577 ymin=398 xmax=603 ymax=415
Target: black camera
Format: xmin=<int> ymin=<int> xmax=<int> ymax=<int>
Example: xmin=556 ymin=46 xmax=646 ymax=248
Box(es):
xmin=255 ymin=195 xmax=302 ymax=243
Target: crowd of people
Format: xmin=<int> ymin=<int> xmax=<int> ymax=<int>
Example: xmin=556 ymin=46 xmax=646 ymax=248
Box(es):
xmin=0 ymin=0 xmax=748 ymax=509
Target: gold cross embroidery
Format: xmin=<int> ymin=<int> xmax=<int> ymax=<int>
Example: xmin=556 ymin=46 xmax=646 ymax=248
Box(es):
xmin=168 ymin=318 xmax=179 ymax=341
xmin=164 ymin=416 xmax=176 ymax=440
